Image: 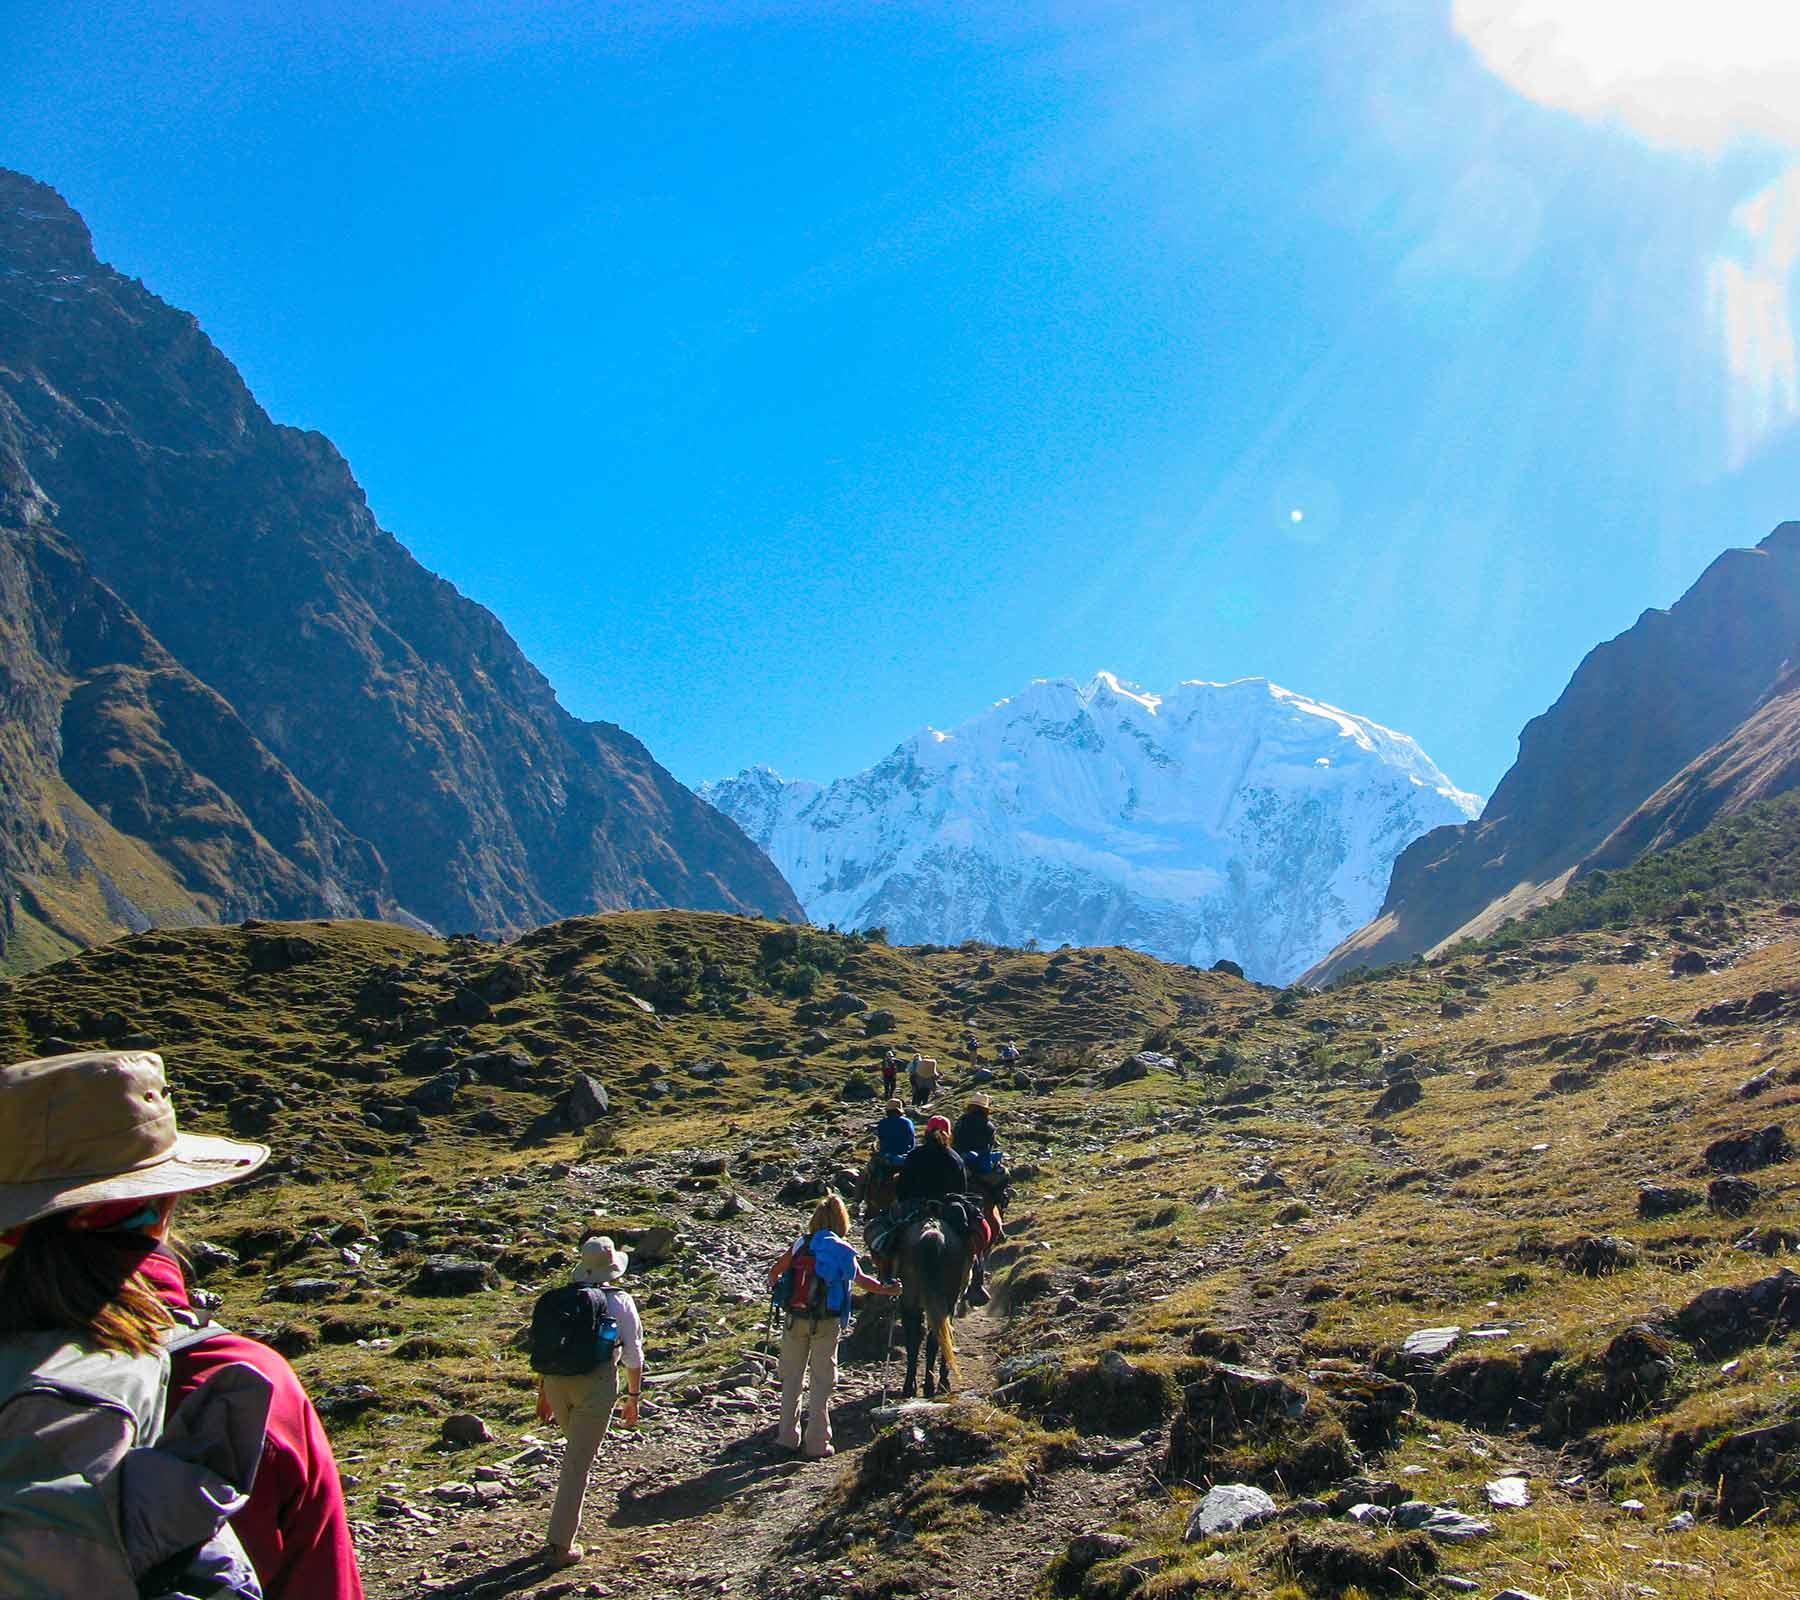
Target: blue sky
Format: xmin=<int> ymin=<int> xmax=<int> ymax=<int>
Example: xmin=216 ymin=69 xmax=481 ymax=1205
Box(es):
xmin=6 ymin=0 xmax=1799 ymax=798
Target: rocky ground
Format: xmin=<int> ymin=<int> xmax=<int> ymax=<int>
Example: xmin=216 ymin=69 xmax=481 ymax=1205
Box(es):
xmin=6 ymin=905 xmax=1800 ymax=1596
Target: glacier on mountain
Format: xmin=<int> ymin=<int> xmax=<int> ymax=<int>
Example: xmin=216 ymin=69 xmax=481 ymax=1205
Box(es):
xmin=701 ymin=674 xmax=1481 ymax=985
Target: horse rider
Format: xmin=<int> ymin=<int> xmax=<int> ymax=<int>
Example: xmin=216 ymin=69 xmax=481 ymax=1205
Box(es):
xmin=951 ymin=1091 xmax=1009 ymax=1241
xmin=857 ymin=1098 xmax=915 ymax=1235
xmin=895 ymin=1115 xmax=991 ymax=1307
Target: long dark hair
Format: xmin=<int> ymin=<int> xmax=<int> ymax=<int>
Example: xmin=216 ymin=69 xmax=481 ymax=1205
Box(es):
xmin=0 ymin=1212 xmax=173 ymax=1356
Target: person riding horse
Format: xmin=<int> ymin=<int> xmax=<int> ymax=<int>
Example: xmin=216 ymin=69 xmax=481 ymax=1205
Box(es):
xmin=893 ymin=1115 xmax=991 ymax=1307
xmin=857 ymin=1099 xmax=915 ymax=1238
xmin=951 ymin=1092 xmax=1009 ymax=1243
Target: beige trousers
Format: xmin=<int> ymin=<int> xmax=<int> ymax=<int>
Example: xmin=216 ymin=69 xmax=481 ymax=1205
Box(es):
xmin=778 ymin=1314 xmax=841 ymax=1456
xmin=543 ymin=1361 xmax=619 ymax=1549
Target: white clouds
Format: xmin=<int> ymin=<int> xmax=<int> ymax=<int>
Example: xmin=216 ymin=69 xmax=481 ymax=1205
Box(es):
xmin=1450 ymin=0 xmax=1800 ymax=154
xmin=1710 ymin=168 xmax=1800 ymax=467
xmin=1452 ymin=2 xmax=1800 ymax=464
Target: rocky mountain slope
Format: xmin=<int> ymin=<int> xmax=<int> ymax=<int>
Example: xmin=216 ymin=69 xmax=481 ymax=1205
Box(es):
xmin=1309 ymin=523 xmax=1800 ymax=982
xmin=1588 ymin=665 xmax=1800 ymax=871
xmin=703 ymin=673 xmax=1479 ymax=985
xmin=4 ymin=819 xmax=1800 ymax=1597
xmin=0 ymin=167 xmax=800 ymax=969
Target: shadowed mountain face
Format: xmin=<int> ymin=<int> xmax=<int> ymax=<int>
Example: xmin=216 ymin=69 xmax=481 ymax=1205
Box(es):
xmin=1308 ymin=523 xmax=1800 ymax=981
xmin=1588 ymin=663 xmax=1800 ymax=869
xmin=0 ymin=168 xmax=800 ymax=965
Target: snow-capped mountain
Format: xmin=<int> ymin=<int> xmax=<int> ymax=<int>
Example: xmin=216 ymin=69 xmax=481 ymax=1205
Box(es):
xmin=701 ymin=673 xmax=1481 ymax=985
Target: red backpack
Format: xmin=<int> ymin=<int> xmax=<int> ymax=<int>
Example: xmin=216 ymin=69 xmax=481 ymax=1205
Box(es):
xmin=773 ymin=1236 xmax=828 ymax=1316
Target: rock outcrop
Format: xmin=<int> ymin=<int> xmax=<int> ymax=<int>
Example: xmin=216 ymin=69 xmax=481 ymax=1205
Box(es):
xmin=0 ymin=168 xmax=800 ymax=964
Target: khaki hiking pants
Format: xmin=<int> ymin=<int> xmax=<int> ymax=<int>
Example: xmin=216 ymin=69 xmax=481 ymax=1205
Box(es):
xmin=543 ymin=1361 xmax=619 ymax=1549
xmin=778 ymin=1314 xmax=841 ymax=1456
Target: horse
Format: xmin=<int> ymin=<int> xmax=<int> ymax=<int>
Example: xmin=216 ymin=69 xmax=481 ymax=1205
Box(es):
xmin=894 ymin=1203 xmax=971 ymax=1399
xmin=860 ymin=1158 xmax=901 ymax=1225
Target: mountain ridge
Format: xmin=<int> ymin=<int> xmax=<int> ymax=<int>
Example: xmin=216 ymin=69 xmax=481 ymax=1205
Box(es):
xmin=1306 ymin=522 xmax=1800 ymax=981
xmin=0 ymin=166 xmax=801 ymax=966
xmin=704 ymin=671 xmax=1478 ymax=983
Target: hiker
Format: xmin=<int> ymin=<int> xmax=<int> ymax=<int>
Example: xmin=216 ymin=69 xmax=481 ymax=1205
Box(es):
xmin=997 ymin=1039 xmax=1021 ymax=1065
xmin=895 ymin=1115 xmax=992 ymax=1306
xmin=0 ymin=1049 xmax=364 ymax=1599
xmin=953 ymin=1092 xmax=1010 ymax=1241
xmin=881 ymin=1048 xmax=899 ymax=1101
xmin=908 ymin=1053 xmax=940 ymax=1107
xmin=767 ymin=1195 xmax=898 ymax=1460
xmin=531 ymin=1235 xmax=645 ymax=1568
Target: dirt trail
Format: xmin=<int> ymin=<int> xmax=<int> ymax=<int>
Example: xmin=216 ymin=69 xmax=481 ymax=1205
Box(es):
xmin=364 ymin=1100 xmax=1182 ymax=1600
xmin=372 ymin=1297 xmax=1007 ymax=1600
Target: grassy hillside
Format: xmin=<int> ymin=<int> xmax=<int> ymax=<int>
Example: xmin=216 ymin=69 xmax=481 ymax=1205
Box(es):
xmin=3 ymin=892 xmax=1800 ymax=1598
xmin=1473 ymin=792 xmax=1800 ymax=949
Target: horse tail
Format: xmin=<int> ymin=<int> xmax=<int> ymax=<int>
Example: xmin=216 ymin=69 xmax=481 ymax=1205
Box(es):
xmin=933 ymin=1308 xmax=958 ymax=1381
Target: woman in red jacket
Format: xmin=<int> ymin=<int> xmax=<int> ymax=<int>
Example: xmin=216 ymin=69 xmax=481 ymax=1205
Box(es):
xmin=0 ymin=1050 xmax=364 ymax=1599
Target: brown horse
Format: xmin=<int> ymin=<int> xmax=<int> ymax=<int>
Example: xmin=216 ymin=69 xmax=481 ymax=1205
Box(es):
xmin=894 ymin=1204 xmax=971 ymax=1399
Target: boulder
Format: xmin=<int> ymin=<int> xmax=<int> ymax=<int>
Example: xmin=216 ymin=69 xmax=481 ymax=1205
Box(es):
xmin=1670 ymin=951 xmax=1709 ymax=977
xmin=1184 ymin=1483 xmax=1278 ymax=1539
xmin=862 ymin=1009 xmax=897 ymax=1036
xmin=1637 ymin=1184 xmax=1702 ymax=1219
xmin=412 ymin=1256 xmax=499 ymax=1296
xmin=1703 ymin=1125 xmax=1791 ymax=1173
xmin=1676 ymin=1267 xmax=1800 ymax=1350
xmin=1562 ymin=1235 xmax=1639 ymax=1276
xmin=564 ymin=1073 xmax=610 ymax=1129
xmin=1710 ymin=1176 xmax=1761 ymax=1215
xmin=406 ymin=1071 xmax=463 ymax=1112
xmin=840 ymin=1074 xmax=877 ymax=1102
xmin=1484 ymin=1476 xmax=1531 ymax=1508
xmin=270 ymin=1278 xmax=339 ymax=1303
xmin=461 ymin=1049 xmax=533 ymax=1086
xmin=1062 ymin=1532 xmax=1131 ymax=1581
xmin=1400 ymin=1327 xmax=1461 ymax=1360
xmin=440 ymin=1413 xmax=492 ymax=1447
xmin=1391 ymin=1502 xmax=1493 ymax=1540
xmin=1210 ymin=958 xmax=1246 ymax=980
xmin=247 ymin=933 xmax=323 ymax=973
xmin=1702 ymin=1417 xmax=1800 ymax=1524
xmin=622 ymin=1225 xmax=680 ymax=1266
xmin=823 ymin=991 xmax=869 ymax=1019
xmin=1370 ymin=1075 xmax=1422 ymax=1117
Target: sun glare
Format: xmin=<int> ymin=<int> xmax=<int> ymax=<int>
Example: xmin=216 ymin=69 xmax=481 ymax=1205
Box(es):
xmin=1453 ymin=0 xmax=1800 ymax=152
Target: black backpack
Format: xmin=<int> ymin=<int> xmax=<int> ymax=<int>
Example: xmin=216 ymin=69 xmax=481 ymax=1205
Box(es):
xmin=528 ymin=1285 xmax=621 ymax=1376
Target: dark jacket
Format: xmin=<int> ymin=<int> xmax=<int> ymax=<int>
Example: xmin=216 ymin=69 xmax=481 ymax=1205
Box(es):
xmin=895 ymin=1138 xmax=968 ymax=1205
xmin=951 ymin=1108 xmax=994 ymax=1156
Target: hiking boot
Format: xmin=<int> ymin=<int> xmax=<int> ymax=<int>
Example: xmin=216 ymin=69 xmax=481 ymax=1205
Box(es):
xmin=966 ymin=1259 xmax=991 ymax=1308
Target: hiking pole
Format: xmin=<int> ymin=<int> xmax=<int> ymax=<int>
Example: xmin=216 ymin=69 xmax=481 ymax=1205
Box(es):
xmin=877 ymin=1293 xmax=899 ymax=1406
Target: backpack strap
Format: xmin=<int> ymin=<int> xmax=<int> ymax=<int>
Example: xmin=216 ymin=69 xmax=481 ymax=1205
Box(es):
xmin=163 ymin=1315 xmax=230 ymax=1357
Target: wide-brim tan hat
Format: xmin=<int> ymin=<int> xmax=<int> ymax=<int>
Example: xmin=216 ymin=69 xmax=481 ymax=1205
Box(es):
xmin=0 ymin=1052 xmax=269 ymax=1232
xmin=967 ymin=1092 xmax=994 ymax=1110
xmin=572 ymin=1234 xmax=629 ymax=1284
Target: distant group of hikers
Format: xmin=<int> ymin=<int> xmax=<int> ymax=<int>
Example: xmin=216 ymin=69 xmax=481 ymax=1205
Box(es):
xmin=0 ymin=1047 xmax=1012 ymax=1591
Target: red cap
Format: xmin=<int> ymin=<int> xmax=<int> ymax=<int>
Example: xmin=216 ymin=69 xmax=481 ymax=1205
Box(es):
xmin=923 ymin=1115 xmax=951 ymax=1137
